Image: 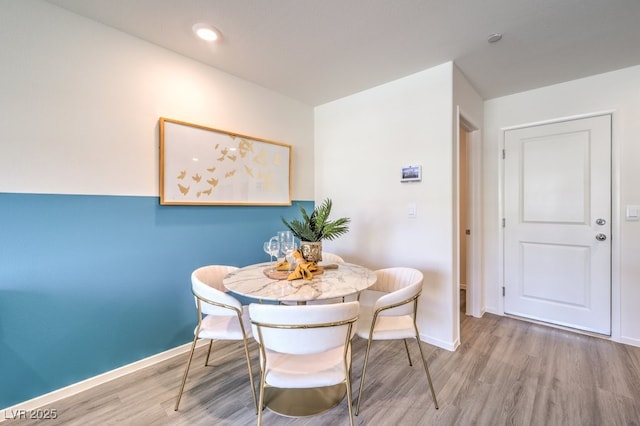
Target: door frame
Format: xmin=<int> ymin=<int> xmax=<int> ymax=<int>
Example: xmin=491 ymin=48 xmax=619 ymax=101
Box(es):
xmin=456 ymin=108 xmax=483 ymax=322
xmin=498 ymin=111 xmax=620 ymax=338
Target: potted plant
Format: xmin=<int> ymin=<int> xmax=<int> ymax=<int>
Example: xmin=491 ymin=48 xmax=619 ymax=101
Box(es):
xmin=281 ymin=198 xmax=350 ymax=263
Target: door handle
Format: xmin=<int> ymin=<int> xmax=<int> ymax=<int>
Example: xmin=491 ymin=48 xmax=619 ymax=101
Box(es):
xmin=595 ymin=233 xmax=607 ymax=241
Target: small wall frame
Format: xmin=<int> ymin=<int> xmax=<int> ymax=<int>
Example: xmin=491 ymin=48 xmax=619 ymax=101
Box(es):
xmin=401 ymin=165 xmax=422 ymax=182
xmin=160 ymin=118 xmax=292 ymax=205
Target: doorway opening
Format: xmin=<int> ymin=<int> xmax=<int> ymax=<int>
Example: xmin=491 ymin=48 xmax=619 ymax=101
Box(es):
xmin=457 ymin=111 xmax=482 ymax=328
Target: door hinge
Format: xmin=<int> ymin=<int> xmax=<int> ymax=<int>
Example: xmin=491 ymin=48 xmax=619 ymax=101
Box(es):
xmin=502 ymin=149 xmax=505 ymax=159
xmin=502 ymin=218 xmax=506 ymax=228
xmin=502 ymin=286 xmax=505 ymax=297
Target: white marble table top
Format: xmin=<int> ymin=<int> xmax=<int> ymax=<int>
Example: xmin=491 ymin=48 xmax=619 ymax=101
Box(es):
xmin=223 ymin=262 xmax=377 ymax=303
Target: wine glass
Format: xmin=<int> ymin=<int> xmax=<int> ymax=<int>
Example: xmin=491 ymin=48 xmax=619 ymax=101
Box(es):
xmin=263 ymin=236 xmax=280 ymax=266
xmin=278 ymin=230 xmax=294 ymax=256
xmin=278 ymin=231 xmax=296 ymax=269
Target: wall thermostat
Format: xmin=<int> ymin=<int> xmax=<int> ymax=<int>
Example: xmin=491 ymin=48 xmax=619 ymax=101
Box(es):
xmin=401 ymin=165 xmax=422 ymax=182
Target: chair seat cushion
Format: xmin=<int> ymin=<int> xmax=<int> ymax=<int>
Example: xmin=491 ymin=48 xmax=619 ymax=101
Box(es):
xmin=197 ymin=306 xmax=252 ymax=340
xmin=356 ymin=311 xmax=416 ymax=340
xmin=263 ymin=346 xmax=350 ymax=388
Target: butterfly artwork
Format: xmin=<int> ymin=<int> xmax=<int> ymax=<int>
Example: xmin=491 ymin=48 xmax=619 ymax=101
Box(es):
xmin=178 ymin=183 xmax=190 ymax=195
xmin=160 ymin=118 xmax=291 ymax=205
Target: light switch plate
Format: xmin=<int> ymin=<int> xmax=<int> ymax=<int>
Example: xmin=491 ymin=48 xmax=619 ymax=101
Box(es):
xmin=626 ymin=205 xmax=640 ymax=221
xmin=407 ymin=203 xmax=417 ymax=219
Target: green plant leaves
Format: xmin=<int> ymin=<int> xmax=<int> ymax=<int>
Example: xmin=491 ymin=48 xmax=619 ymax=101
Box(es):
xmin=281 ymin=198 xmax=350 ymax=242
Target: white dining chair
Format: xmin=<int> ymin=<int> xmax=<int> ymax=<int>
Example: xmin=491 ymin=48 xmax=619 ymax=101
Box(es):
xmin=320 ymin=251 xmax=345 ymax=264
xmin=355 ymin=267 xmax=438 ymax=415
xmin=249 ymin=301 xmax=359 ymax=425
xmin=174 ymin=265 xmax=258 ymax=413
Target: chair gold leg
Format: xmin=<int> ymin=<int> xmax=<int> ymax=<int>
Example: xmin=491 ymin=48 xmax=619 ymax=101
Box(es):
xmin=345 ymin=364 xmax=355 ymax=426
xmin=355 ymin=337 xmax=374 ymax=416
xmin=204 ymin=339 xmax=213 ymax=366
xmin=414 ymin=334 xmax=439 ymax=409
xmin=348 ymin=343 xmax=354 ymax=379
xmin=403 ymin=338 xmax=413 ymax=366
xmin=174 ymin=336 xmax=199 ymax=411
xmin=242 ymin=338 xmax=258 ymax=414
xmin=257 ymin=370 xmax=266 ymax=425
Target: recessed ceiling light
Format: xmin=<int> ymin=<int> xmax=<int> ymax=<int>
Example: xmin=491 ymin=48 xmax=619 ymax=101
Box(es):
xmin=487 ymin=33 xmax=502 ymax=43
xmin=192 ymin=23 xmax=220 ymax=42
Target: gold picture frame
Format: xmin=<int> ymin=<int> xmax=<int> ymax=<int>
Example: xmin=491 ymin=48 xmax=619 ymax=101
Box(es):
xmin=159 ymin=118 xmax=292 ymax=205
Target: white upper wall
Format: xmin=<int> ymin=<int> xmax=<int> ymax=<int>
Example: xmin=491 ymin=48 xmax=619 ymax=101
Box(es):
xmin=483 ymin=65 xmax=640 ymax=347
xmin=316 ymin=62 xmax=472 ymax=349
xmin=0 ymin=0 xmax=315 ymax=199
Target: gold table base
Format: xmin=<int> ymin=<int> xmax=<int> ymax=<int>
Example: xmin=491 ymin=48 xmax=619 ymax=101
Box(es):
xmin=263 ymin=383 xmax=346 ymax=417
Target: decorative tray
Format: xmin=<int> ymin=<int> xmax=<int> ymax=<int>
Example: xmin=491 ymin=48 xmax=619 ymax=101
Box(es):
xmin=263 ymin=266 xmax=325 ymax=280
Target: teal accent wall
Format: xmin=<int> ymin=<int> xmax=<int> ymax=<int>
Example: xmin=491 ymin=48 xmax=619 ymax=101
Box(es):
xmin=0 ymin=193 xmax=312 ymax=408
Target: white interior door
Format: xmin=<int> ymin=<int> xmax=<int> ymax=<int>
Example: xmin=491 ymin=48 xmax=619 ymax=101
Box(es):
xmin=504 ymin=114 xmax=611 ymax=335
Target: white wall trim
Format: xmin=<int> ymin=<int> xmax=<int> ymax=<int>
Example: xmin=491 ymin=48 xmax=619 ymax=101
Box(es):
xmin=458 ymin=107 xmax=483 ymax=319
xmin=497 ymin=125 xmax=506 ymax=316
xmin=619 ymin=336 xmax=640 ymax=347
xmin=0 ymin=340 xmax=206 ymax=418
xmin=420 ymin=332 xmax=458 ymax=352
xmin=500 ymin=110 xmax=616 ymax=131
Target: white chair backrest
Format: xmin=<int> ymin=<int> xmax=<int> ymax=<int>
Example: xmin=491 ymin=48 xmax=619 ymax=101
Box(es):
xmin=371 ymin=267 xmax=423 ymax=317
xmin=322 ymin=252 xmax=345 ymax=263
xmin=191 ymin=265 xmax=241 ymax=316
xmin=249 ymin=301 xmax=359 ymax=355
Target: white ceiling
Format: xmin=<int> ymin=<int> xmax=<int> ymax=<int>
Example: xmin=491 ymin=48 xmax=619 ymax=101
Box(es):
xmin=45 ymin=0 xmax=640 ymax=106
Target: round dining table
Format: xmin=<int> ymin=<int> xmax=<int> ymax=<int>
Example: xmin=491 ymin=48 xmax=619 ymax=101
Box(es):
xmin=222 ymin=261 xmax=376 ymax=417
xmin=222 ymin=261 xmax=376 ymax=305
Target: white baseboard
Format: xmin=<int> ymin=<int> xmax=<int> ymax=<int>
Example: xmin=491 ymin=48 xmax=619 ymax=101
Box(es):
xmin=619 ymin=336 xmax=640 ymax=348
xmin=466 ymin=307 xmax=487 ymax=319
xmin=419 ymin=332 xmax=457 ymax=352
xmin=1 ymin=340 xmax=206 ymax=420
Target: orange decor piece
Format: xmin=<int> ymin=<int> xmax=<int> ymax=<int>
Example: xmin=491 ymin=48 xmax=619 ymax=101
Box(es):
xmin=264 ymin=266 xmax=324 ymax=280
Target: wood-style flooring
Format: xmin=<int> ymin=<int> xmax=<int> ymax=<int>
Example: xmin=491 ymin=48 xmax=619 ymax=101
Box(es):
xmin=8 ymin=291 xmax=640 ymax=425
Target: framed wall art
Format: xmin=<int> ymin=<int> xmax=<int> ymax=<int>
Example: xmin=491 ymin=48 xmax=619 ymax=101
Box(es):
xmin=400 ymin=165 xmax=422 ymax=182
xmin=159 ymin=118 xmax=292 ymax=205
